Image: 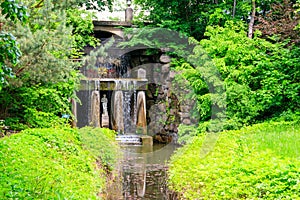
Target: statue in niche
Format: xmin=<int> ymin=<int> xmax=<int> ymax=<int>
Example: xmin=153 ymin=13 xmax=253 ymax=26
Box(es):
xmin=101 ymin=94 xmax=109 ymax=128
xmin=101 ymin=94 xmax=108 ymax=116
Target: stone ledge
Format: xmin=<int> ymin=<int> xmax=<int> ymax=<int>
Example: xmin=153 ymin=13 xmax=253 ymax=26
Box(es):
xmin=141 ymin=135 xmax=153 ymax=146
xmin=93 ymin=20 xmax=132 ymax=27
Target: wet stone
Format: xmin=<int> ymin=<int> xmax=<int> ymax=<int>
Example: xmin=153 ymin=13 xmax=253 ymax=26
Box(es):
xmin=160 ymin=55 xmax=171 ymax=63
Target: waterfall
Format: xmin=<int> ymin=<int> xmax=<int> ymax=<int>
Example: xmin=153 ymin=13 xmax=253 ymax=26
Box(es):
xmin=136 ymin=91 xmax=147 ymax=134
xmin=118 ymin=54 xmax=131 ymax=78
xmin=132 ymin=81 xmax=137 ymax=126
xmin=124 ymin=90 xmax=131 ymax=133
xmin=137 ymin=169 xmax=146 ymax=197
xmin=90 ymin=90 xmax=100 ymax=127
xmin=113 ymin=91 xmax=124 ymax=133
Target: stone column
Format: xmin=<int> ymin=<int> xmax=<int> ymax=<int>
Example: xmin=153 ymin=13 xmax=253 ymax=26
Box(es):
xmin=125 ymin=1 xmax=133 ymax=22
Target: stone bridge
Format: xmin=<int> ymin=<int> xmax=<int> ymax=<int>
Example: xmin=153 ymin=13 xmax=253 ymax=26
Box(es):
xmin=93 ymin=21 xmax=132 ymax=39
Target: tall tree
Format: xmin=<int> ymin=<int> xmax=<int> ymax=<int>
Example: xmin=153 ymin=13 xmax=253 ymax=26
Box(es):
xmin=248 ymin=0 xmax=256 ymax=38
xmin=0 ymin=0 xmax=114 ymax=127
xmin=254 ymin=0 xmax=300 ymax=44
xmin=0 ymin=0 xmax=28 ymax=90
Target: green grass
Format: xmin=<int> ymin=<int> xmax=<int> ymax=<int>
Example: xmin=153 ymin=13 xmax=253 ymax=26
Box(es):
xmin=78 ymin=126 xmax=120 ymax=170
xmin=0 ymin=127 xmax=119 ymax=199
xmin=242 ymin=122 xmax=300 ymax=158
xmin=168 ymin=121 xmax=300 ymax=199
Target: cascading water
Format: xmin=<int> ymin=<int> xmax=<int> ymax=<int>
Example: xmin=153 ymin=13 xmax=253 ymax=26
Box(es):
xmin=90 ymin=90 xmax=100 ymax=127
xmin=123 ymin=90 xmax=131 ymax=133
xmin=118 ymin=54 xmax=131 ymax=78
xmin=137 ymin=91 xmax=147 ymax=134
xmin=113 ymin=90 xmax=124 ymax=133
xmin=132 ymin=81 xmax=137 ymax=126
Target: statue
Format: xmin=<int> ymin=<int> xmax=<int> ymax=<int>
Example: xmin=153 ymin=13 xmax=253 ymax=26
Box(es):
xmin=101 ymin=94 xmax=108 ymax=115
xmin=101 ymin=94 xmax=109 ymax=128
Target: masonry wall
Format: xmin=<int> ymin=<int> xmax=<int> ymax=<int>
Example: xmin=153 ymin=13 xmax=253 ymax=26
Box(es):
xmin=129 ymin=50 xmax=196 ymax=143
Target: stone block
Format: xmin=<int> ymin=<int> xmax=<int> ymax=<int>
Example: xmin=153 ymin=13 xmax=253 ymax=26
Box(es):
xmin=101 ymin=114 xmax=109 ymax=128
xmin=170 ymin=109 xmax=178 ymax=115
xmin=158 ymin=103 xmax=167 ymax=112
xmin=137 ymin=68 xmax=146 ymax=79
xmin=180 ymin=105 xmax=190 ymax=112
xmin=169 ymin=70 xmax=177 ymax=79
xmin=162 ymin=64 xmax=170 ymax=73
xmin=141 ymin=136 xmax=153 ymax=146
xmin=160 ymin=55 xmax=171 ymax=63
xmin=180 ymin=112 xmax=190 ymax=118
xmin=182 ymin=118 xmax=191 ymax=125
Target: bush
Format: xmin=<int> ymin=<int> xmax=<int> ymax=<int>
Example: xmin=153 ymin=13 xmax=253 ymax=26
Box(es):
xmin=78 ymin=127 xmax=119 ymax=170
xmin=0 ymin=128 xmax=106 ymax=199
xmin=168 ymin=121 xmax=300 ymax=199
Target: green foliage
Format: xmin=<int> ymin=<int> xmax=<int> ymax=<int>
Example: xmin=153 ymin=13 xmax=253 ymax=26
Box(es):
xmin=0 ymin=32 xmax=19 ymax=87
xmin=0 ymin=71 xmax=79 ymax=129
xmin=172 ymin=21 xmax=299 ymax=132
xmin=0 ymin=0 xmax=28 ymax=90
xmin=134 ymin=0 xmax=296 ymax=41
xmin=0 ymin=128 xmax=105 ymax=199
xmin=168 ymin=121 xmax=300 ymax=199
xmin=200 ymin=21 xmax=300 ymax=127
xmin=1 ymin=0 xmax=28 ymax=22
xmin=78 ymin=127 xmax=119 ymax=170
xmin=177 ymin=124 xmax=198 ymax=144
xmin=66 ymin=8 xmax=100 ymax=58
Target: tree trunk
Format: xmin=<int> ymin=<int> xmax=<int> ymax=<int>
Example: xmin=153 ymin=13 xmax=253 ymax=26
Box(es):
xmin=248 ymin=0 xmax=256 ymax=38
xmin=232 ymin=0 xmax=237 ymax=17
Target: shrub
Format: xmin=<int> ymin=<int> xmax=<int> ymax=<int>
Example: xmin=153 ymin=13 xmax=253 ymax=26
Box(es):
xmin=168 ymin=121 xmax=300 ymax=199
xmin=0 ymin=128 xmax=105 ymax=199
xmin=78 ymin=127 xmax=120 ymax=170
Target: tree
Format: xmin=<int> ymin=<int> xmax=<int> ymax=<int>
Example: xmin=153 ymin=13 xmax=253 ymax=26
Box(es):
xmin=0 ymin=0 xmax=28 ymax=90
xmin=254 ymin=0 xmax=300 ymax=44
xmin=248 ymin=0 xmax=256 ymax=38
xmin=0 ymin=0 xmax=114 ymax=128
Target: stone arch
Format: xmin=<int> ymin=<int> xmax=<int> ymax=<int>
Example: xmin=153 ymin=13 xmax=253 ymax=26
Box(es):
xmin=93 ymin=21 xmax=132 ymax=39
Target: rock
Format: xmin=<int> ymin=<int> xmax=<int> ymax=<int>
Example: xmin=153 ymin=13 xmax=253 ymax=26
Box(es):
xmin=180 ymin=112 xmax=190 ymax=118
xmin=137 ymin=68 xmax=146 ymax=79
xmin=174 ymin=126 xmax=178 ymax=133
xmin=170 ymin=109 xmax=177 ymax=115
xmin=154 ymin=134 xmax=173 ymax=144
xmin=182 ymin=118 xmax=191 ymax=125
xmin=161 ymin=64 xmax=170 ymax=73
xmin=146 ymin=90 xmax=153 ymax=99
xmin=180 ymin=105 xmax=190 ymax=112
xmin=157 ymin=103 xmax=166 ymax=112
xmin=169 ymin=124 xmax=175 ymax=131
xmin=169 ymin=70 xmax=177 ymax=79
xmin=160 ymin=47 xmax=171 ymax=52
xmin=160 ymin=55 xmax=171 ymax=63
xmin=154 ymin=135 xmax=163 ymax=143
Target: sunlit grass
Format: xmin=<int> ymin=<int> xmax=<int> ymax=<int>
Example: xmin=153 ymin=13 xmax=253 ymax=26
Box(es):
xmin=242 ymin=122 xmax=300 ymax=158
xmin=168 ymin=121 xmax=300 ymax=199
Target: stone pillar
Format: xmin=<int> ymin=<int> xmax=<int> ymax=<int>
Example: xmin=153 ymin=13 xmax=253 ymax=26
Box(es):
xmin=125 ymin=1 xmax=133 ymax=22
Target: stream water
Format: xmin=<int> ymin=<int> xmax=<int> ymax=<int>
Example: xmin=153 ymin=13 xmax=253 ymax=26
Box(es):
xmin=106 ymin=143 xmax=179 ymax=200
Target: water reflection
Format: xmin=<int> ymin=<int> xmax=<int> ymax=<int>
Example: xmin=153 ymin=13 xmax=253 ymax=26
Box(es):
xmin=107 ymin=143 xmax=179 ymax=200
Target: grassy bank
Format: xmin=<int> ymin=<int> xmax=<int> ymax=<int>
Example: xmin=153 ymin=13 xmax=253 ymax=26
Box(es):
xmin=0 ymin=127 xmax=118 ymax=199
xmin=168 ymin=121 xmax=300 ymax=199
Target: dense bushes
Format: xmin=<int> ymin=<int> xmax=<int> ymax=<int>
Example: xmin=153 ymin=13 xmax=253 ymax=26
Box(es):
xmin=0 ymin=127 xmax=118 ymax=199
xmin=79 ymin=127 xmax=119 ymax=170
xmin=0 ymin=76 xmax=79 ymax=130
xmin=168 ymin=122 xmax=300 ymax=199
xmin=172 ymin=21 xmax=300 ymax=132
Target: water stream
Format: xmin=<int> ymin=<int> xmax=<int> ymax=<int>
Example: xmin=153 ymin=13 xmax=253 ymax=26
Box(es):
xmin=106 ymin=143 xmax=179 ymax=200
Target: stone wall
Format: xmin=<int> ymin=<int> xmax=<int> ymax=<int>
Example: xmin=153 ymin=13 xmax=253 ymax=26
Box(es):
xmin=129 ymin=50 xmax=195 ymax=143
